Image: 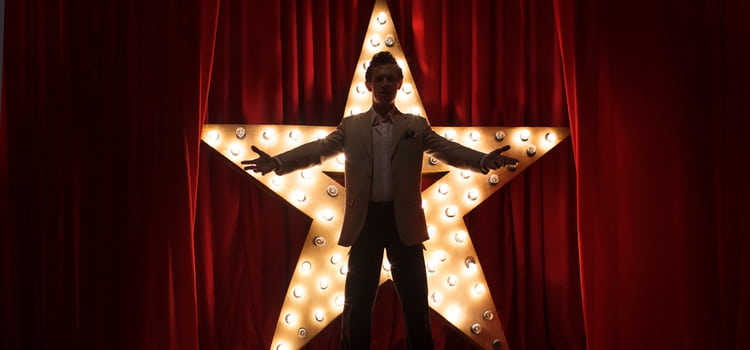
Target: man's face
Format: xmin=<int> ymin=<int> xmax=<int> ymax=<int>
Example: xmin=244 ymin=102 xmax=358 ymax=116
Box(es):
xmin=366 ymin=64 xmax=403 ymax=106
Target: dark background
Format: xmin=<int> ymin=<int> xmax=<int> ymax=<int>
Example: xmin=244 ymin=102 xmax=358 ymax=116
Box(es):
xmin=2 ymin=0 xmax=747 ymax=349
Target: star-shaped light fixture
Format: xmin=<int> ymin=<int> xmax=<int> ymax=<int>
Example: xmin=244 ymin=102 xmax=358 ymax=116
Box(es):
xmin=202 ymin=1 xmax=569 ymax=349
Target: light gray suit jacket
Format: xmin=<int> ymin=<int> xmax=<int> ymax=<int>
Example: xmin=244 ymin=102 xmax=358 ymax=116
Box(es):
xmin=276 ymin=108 xmax=487 ymax=246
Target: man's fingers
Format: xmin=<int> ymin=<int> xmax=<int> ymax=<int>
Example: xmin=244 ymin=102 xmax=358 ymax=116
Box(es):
xmin=251 ymin=145 xmax=269 ymax=157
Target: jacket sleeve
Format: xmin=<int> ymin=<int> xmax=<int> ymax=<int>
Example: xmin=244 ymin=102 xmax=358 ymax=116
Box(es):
xmin=419 ymin=119 xmax=486 ymax=173
xmin=274 ymin=124 xmax=345 ymax=175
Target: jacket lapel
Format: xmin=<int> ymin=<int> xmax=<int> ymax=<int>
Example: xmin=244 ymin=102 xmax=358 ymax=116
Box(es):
xmin=390 ymin=111 xmax=408 ymax=158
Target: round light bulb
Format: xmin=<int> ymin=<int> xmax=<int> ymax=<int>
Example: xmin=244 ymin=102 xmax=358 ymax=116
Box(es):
xmin=431 ymin=292 xmax=443 ymax=304
xmin=207 ymin=130 xmax=220 ymax=141
xmin=300 ymin=261 xmax=312 ymax=272
xmin=292 ymin=286 xmax=304 ymax=299
xmin=321 ymin=210 xmax=334 ymax=222
xmin=369 ymin=34 xmax=381 ymax=47
xmin=467 ymin=189 xmax=479 ymax=201
xmin=438 ymin=184 xmax=449 ymax=195
xmin=469 ymin=131 xmax=480 ymax=141
xmin=444 ymin=129 xmax=456 ymax=141
xmin=288 ymin=130 xmax=302 ymax=141
xmin=314 ymin=310 xmax=325 ymax=322
xmin=454 ymin=231 xmax=467 ymax=244
xmin=401 ymin=83 xmax=413 ymax=94
xmin=445 ymin=206 xmax=458 ymax=218
xmin=545 ymin=132 xmax=557 ymax=142
xmin=447 ymin=275 xmax=458 ymax=287
xmin=519 ymin=129 xmax=531 ymax=142
xmin=376 ymin=11 xmax=387 ymax=24
xmin=473 ymin=283 xmax=486 ymax=295
xmin=284 ymin=313 xmax=298 ymax=325
xmin=262 ymin=129 xmax=275 ymax=141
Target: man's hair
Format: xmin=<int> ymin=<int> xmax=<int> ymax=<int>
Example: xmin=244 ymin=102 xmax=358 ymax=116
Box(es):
xmin=365 ymin=51 xmax=404 ymax=82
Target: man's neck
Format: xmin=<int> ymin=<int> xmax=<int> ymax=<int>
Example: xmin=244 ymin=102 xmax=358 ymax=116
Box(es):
xmin=372 ymin=103 xmax=396 ymax=116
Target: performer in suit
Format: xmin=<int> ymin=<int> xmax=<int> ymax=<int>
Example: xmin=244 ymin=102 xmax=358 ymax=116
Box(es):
xmin=242 ymin=51 xmax=518 ymax=350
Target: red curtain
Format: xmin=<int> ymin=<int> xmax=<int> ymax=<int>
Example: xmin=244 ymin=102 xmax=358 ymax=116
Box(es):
xmin=2 ymin=1 xmax=747 ymax=350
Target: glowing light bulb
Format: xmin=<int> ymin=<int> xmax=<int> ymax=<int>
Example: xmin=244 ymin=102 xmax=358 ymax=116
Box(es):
xmin=376 ymin=11 xmax=387 ymax=24
xmin=370 ymin=34 xmax=381 ymax=47
xmin=334 ymin=295 xmax=345 ymax=307
xmin=467 ymin=189 xmax=479 ymax=201
xmin=471 ymin=323 xmax=482 ymax=334
xmin=300 ymin=261 xmax=312 ymax=273
xmin=431 ymin=292 xmax=443 ymax=304
xmin=271 ymin=176 xmax=282 ymax=188
xmin=444 ymin=129 xmax=456 ymax=141
xmin=401 ymin=83 xmax=413 ymax=94
xmin=314 ymin=310 xmax=325 ymax=322
xmin=362 ymin=60 xmax=370 ymax=71
xmin=437 ymin=184 xmax=449 ymax=195
xmin=230 ymin=144 xmax=242 ymax=156
xmin=319 ymin=278 xmax=329 ymax=290
xmin=262 ymin=128 xmax=275 ymax=141
xmin=460 ymin=170 xmax=471 ymax=179
xmin=445 ymin=206 xmax=458 ymax=218
xmin=284 ymin=313 xmax=298 ymax=325
xmin=292 ymin=286 xmax=304 ymax=299
xmin=207 ymin=130 xmax=220 ymax=141
xmin=473 ymin=283 xmax=486 ymax=295
xmin=427 ymin=225 xmax=437 ymax=239
xmin=426 ymin=261 xmax=437 ymax=273
xmin=330 ymin=254 xmax=342 ymax=265
xmin=356 ymin=82 xmax=368 ymax=94
xmin=275 ymin=343 xmax=289 ymax=350
xmin=447 ymin=275 xmax=458 ymax=287
xmin=350 ymin=106 xmax=362 ymax=115
xmin=382 ymin=260 xmax=391 ymax=271
xmin=314 ymin=130 xmax=327 ymax=140
xmin=410 ymin=106 xmax=422 ymax=116
xmin=336 ymin=154 xmax=346 ymax=165
xmin=294 ymin=191 xmax=307 ymax=203
xmin=339 ymin=265 xmax=348 ymax=275
xmin=545 ymin=132 xmax=557 ymax=142
xmin=321 ymin=210 xmax=335 ymax=221
xmin=454 ymin=231 xmax=467 ymax=244
xmin=300 ymin=169 xmax=312 ymax=180
xmin=519 ymin=129 xmax=530 ymax=142
xmin=465 ymin=257 xmax=477 ymax=272
xmin=469 ymin=131 xmax=480 ymax=141
xmin=429 ymin=157 xmax=440 ymax=165
xmin=288 ymin=130 xmax=301 ymax=141
xmin=446 ymin=306 xmax=462 ymax=323
xmin=433 ymin=250 xmax=447 ymax=262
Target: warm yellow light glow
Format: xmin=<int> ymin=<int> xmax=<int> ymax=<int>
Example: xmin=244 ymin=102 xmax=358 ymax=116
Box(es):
xmin=473 ymin=283 xmax=486 ymax=296
xmin=445 ymin=206 xmax=458 ymax=218
xmin=545 ymin=132 xmax=557 ymax=142
xmin=294 ymin=191 xmax=307 ymax=203
xmin=207 ymin=129 xmax=220 ymax=142
xmin=467 ymin=189 xmax=479 ymax=201
xmin=431 ymin=291 xmax=443 ymax=304
xmin=321 ymin=209 xmax=334 ymax=222
xmin=330 ymin=254 xmax=342 ymax=265
xmin=444 ymin=129 xmax=456 ymax=141
xmin=519 ymin=129 xmax=531 ymax=142
xmin=292 ymin=286 xmax=304 ymax=299
xmin=229 ymin=143 xmax=242 ymax=157
xmin=469 ymin=131 xmax=480 ymax=142
xmin=446 ymin=305 xmax=463 ymax=324
xmin=284 ymin=313 xmax=298 ymax=326
xmin=454 ymin=231 xmax=467 ymax=244
xmin=433 ymin=250 xmax=447 ymax=262
xmin=369 ymin=34 xmax=381 ymax=47
xmin=356 ymin=82 xmax=368 ymax=94
xmin=446 ymin=275 xmax=458 ymax=287
xmin=376 ymin=11 xmax=387 ymax=24
xmin=401 ymin=83 xmax=413 ymax=94
xmin=300 ymin=261 xmax=312 ymax=273
xmin=262 ymin=128 xmax=275 ymax=141
xmin=314 ymin=309 xmax=325 ymax=322
xmin=318 ymin=278 xmax=329 ymax=290
xmin=438 ymin=184 xmax=450 ymax=195
xmin=527 ymin=144 xmax=537 ymax=156
xmin=289 ymin=130 xmax=302 ymax=141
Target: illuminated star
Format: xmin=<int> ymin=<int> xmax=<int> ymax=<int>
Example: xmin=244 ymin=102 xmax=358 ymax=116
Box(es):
xmin=201 ymin=1 xmax=568 ymax=349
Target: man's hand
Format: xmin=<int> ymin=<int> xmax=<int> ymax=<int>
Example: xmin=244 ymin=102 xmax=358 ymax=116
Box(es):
xmin=484 ymin=145 xmax=519 ymax=170
xmin=241 ymin=145 xmax=278 ymax=175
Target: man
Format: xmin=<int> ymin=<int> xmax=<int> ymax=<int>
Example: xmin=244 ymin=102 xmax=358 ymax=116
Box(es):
xmin=242 ymin=51 xmax=518 ymax=350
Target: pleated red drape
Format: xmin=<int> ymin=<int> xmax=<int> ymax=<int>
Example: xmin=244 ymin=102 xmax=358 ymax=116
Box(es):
xmin=2 ymin=1 xmax=747 ymax=350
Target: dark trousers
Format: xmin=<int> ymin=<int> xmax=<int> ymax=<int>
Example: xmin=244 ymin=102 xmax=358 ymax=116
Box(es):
xmin=341 ymin=202 xmax=434 ymax=350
